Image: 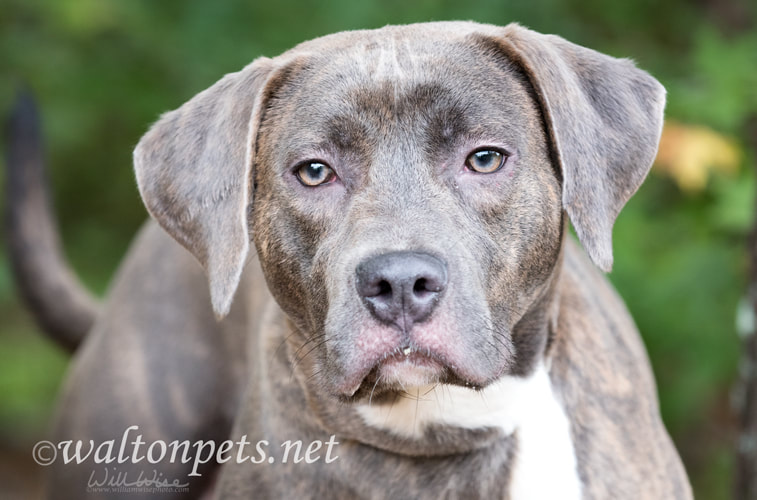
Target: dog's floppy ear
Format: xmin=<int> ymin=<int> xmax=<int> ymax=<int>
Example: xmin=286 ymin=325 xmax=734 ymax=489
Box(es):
xmin=134 ymin=57 xmax=275 ymax=318
xmin=499 ymin=24 xmax=666 ymax=271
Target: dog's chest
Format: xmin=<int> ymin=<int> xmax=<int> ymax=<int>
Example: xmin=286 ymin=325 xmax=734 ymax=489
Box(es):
xmin=355 ymin=364 xmax=583 ymax=500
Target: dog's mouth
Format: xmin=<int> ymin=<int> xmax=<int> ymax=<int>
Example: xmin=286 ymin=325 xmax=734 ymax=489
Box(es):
xmin=345 ymin=345 xmax=482 ymax=402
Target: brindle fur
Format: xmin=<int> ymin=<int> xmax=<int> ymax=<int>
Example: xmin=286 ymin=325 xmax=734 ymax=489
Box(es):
xmin=7 ymin=21 xmax=691 ymax=499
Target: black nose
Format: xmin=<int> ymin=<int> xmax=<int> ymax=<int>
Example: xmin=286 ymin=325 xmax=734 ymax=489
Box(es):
xmin=355 ymin=251 xmax=448 ymax=330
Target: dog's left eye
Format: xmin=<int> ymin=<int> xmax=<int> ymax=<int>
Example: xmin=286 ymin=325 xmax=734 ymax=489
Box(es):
xmin=465 ymin=149 xmax=507 ymax=174
xmin=295 ymin=161 xmax=337 ymax=187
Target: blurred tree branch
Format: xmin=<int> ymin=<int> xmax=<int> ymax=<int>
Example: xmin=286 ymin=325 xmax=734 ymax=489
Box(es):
xmin=695 ymin=0 xmax=754 ymax=34
xmin=739 ymin=115 xmax=757 ymax=500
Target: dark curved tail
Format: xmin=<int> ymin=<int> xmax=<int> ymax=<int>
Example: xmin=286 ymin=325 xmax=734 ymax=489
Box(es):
xmin=4 ymin=88 xmax=99 ymax=352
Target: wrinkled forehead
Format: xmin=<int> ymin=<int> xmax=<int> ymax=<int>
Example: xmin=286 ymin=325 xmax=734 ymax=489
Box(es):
xmin=263 ymin=30 xmax=538 ymax=155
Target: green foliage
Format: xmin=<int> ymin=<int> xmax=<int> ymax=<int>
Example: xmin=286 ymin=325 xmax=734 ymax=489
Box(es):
xmin=671 ymin=28 xmax=757 ymax=134
xmin=1 ymin=1 xmax=756 ymax=497
xmin=613 ymin=174 xmax=746 ymax=427
xmin=0 ymin=316 xmax=68 ymax=440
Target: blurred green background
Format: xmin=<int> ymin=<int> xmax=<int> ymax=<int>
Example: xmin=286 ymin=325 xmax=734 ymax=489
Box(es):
xmin=1 ymin=0 xmax=755 ymax=498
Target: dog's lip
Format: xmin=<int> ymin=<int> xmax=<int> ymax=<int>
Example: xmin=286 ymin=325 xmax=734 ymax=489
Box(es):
xmin=338 ymin=345 xmax=486 ymax=399
xmin=373 ymin=344 xmax=448 ymax=378
xmin=336 ymin=345 xmax=438 ymax=397
xmin=378 ymin=347 xmax=444 ymax=371
xmin=377 ymin=350 xmax=445 ymax=386
xmin=382 ymin=344 xmax=438 ymax=362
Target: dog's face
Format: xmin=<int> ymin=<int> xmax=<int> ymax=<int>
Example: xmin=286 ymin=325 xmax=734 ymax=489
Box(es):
xmin=252 ymin=34 xmax=562 ymax=402
xmin=134 ymin=22 xmax=665 ymax=449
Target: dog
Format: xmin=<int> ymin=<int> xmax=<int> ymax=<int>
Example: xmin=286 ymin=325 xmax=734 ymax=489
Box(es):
xmin=6 ymin=21 xmax=692 ymax=499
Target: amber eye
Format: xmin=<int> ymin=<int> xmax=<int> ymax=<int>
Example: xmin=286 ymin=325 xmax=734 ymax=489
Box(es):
xmin=465 ymin=149 xmax=507 ymax=174
xmin=295 ymin=161 xmax=336 ymax=186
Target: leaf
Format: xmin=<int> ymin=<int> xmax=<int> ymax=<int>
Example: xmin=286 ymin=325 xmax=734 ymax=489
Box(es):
xmin=654 ymin=121 xmax=742 ymax=192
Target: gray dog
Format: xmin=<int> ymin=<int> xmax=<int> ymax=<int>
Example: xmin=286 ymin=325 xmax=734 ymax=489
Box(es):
xmin=7 ymin=21 xmax=692 ymax=499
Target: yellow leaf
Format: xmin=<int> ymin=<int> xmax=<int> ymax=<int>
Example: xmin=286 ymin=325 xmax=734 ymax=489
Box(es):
xmin=654 ymin=121 xmax=742 ymax=192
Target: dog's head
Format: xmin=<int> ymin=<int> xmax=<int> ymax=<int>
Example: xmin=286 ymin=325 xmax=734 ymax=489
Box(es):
xmin=134 ymin=22 xmax=664 ymax=446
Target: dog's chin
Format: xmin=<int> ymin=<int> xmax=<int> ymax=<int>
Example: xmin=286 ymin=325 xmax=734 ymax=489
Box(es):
xmin=344 ymin=352 xmax=483 ymax=403
xmin=377 ymin=352 xmax=444 ymax=387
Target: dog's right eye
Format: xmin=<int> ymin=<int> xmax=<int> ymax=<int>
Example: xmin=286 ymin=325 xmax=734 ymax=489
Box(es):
xmin=465 ymin=149 xmax=507 ymax=174
xmin=294 ymin=161 xmax=337 ymax=187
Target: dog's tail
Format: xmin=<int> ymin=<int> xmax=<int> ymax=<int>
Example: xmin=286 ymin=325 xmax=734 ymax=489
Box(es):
xmin=4 ymin=88 xmax=99 ymax=352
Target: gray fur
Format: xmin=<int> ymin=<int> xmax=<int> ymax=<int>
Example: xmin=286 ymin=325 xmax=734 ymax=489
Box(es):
xmin=134 ymin=57 xmax=276 ymax=317
xmin=497 ymin=25 xmax=666 ymax=270
xmin=15 ymin=21 xmax=691 ymax=499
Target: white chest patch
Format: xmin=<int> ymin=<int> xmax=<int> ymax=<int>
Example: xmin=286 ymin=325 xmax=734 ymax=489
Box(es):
xmin=355 ymin=364 xmax=582 ymax=500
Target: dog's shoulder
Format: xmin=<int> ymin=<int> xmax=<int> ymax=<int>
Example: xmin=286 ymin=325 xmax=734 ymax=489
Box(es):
xmin=558 ymin=237 xmax=649 ymax=366
xmin=550 ymin=238 xmax=691 ymax=499
xmin=553 ymin=237 xmax=656 ymax=408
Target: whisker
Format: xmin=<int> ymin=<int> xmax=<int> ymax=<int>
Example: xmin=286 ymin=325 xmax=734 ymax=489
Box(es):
xmin=289 ymin=336 xmax=329 ymax=381
xmin=383 ymin=393 xmax=398 ymax=427
xmin=368 ymin=373 xmax=383 ymax=407
xmin=414 ymin=387 xmax=421 ymax=436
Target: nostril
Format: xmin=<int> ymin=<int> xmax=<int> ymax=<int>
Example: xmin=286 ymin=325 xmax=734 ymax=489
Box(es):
xmin=377 ymin=280 xmax=392 ymax=297
xmin=413 ymin=278 xmax=428 ymax=295
xmin=357 ymin=277 xmax=393 ymax=299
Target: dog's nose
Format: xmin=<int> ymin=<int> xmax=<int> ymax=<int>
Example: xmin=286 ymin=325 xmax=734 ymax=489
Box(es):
xmin=355 ymin=251 xmax=448 ymax=330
